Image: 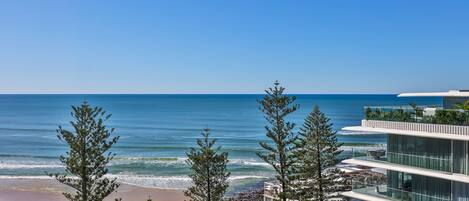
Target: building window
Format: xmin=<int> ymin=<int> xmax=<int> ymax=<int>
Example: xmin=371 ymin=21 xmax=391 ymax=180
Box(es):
xmin=387 ymin=171 xmax=451 ymax=201
xmin=388 ymin=135 xmax=452 ymax=172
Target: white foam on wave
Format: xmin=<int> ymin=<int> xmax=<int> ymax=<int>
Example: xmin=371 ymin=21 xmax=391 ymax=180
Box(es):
xmin=229 ymin=159 xmax=270 ymax=167
xmin=0 ymin=175 xmax=53 ymax=179
xmin=228 ymin=175 xmax=268 ymax=180
xmin=113 ymin=174 xmax=192 ymax=189
xmin=114 ymin=174 xmax=269 ymax=189
xmin=0 ymin=159 xmax=63 ymax=169
xmin=0 ymin=174 xmax=268 ymax=189
xmin=0 ymin=163 xmax=63 ymax=169
xmin=112 ymin=157 xmax=270 ymax=167
xmin=0 ymin=156 xmax=269 ymax=170
xmin=111 ymin=157 xmax=187 ymax=166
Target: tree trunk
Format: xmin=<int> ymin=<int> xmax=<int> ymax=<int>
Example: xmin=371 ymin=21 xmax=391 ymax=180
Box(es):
xmin=277 ymin=110 xmax=288 ymax=201
xmin=207 ymin=161 xmax=211 ymax=201
xmin=81 ymin=135 xmax=88 ymax=201
xmin=317 ymin=141 xmax=323 ymax=201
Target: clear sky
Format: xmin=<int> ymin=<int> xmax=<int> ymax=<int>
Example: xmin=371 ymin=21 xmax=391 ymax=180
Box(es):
xmin=1 ymin=0 xmax=468 ymax=94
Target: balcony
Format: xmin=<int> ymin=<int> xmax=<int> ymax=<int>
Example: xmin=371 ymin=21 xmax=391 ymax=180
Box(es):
xmin=351 ymin=179 xmax=451 ymax=201
xmin=351 ymin=150 xmax=452 ymax=173
xmin=361 ymin=119 xmax=469 ymax=136
xmin=343 ymin=149 xmax=469 ymax=184
xmin=342 ymin=106 xmax=469 ymax=140
xmin=346 ymin=119 xmax=469 ymax=141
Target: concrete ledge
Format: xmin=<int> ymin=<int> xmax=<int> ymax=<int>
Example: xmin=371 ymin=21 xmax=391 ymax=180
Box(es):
xmin=341 ymin=191 xmax=391 ymax=201
xmin=343 ymin=122 xmax=469 ymax=141
xmin=343 ymin=158 xmax=469 ymax=184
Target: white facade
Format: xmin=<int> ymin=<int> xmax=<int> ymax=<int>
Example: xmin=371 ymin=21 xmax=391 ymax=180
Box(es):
xmin=341 ymin=91 xmax=469 ymax=201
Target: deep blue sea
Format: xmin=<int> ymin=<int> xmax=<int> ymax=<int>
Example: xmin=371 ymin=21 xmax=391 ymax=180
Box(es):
xmin=0 ymin=94 xmax=440 ymax=191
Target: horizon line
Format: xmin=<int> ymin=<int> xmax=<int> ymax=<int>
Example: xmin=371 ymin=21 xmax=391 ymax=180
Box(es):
xmin=0 ymin=93 xmax=399 ymax=95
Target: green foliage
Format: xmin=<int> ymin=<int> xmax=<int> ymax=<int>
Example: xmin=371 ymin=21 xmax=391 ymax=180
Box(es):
xmin=366 ymin=106 xmax=415 ymax=122
xmin=185 ymin=128 xmax=230 ymax=201
xmin=433 ymin=109 xmax=468 ymax=125
xmin=365 ymin=108 xmax=384 ymax=121
xmin=50 ymin=101 xmax=120 ymax=201
xmin=409 ymin=102 xmax=423 ymax=117
xmin=365 ymin=104 xmax=469 ymax=126
xmin=454 ymin=100 xmax=469 ymax=111
xmin=257 ymin=81 xmax=299 ymax=201
xmin=381 ymin=108 xmax=413 ymax=122
xmin=364 ymin=107 xmax=373 ymax=120
xmin=291 ymin=106 xmax=347 ymax=201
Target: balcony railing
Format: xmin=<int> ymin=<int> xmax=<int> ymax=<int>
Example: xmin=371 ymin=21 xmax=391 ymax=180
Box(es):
xmin=387 ymin=152 xmax=451 ymax=172
xmin=351 ymin=149 xmax=452 ymax=173
xmin=352 ymin=180 xmax=451 ymax=201
xmin=364 ymin=105 xmax=469 ymax=127
xmin=362 ymin=119 xmax=469 ymax=136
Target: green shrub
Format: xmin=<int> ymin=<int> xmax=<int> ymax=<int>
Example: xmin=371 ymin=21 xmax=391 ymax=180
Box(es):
xmin=364 ymin=105 xmax=469 ymax=126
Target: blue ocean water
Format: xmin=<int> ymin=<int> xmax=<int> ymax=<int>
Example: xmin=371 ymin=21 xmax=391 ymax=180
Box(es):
xmin=0 ymin=94 xmax=440 ymax=189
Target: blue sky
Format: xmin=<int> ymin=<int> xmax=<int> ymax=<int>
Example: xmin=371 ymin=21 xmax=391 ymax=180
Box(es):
xmin=0 ymin=0 xmax=468 ymax=94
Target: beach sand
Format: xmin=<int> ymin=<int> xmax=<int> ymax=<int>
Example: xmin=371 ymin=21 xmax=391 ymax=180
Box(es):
xmin=0 ymin=178 xmax=187 ymax=201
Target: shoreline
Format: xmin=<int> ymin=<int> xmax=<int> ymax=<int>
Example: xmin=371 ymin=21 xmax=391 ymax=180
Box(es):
xmin=0 ymin=178 xmax=186 ymax=201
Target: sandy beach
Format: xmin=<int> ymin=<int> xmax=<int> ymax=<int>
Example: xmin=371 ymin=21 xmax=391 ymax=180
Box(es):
xmin=0 ymin=178 xmax=186 ymax=201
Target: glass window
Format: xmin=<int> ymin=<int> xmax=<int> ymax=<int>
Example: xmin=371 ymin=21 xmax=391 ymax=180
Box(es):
xmin=452 ymin=181 xmax=469 ymax=201
xmin=387 ymin=135 xmax=452 ymax=172
xmin=387 ymin=171 xmax=451 ymax=201
xmin=453 ymin=140 xmax=467 ymax=174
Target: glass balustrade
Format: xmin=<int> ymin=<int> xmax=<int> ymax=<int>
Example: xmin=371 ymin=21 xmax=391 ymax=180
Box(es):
xmin=364 ymin=105 xmax=469 ymax=126
xmin=351 ymin=149 xmax=452 ymax=173
xmin=352 ymin=180 xmax=451 ymax=201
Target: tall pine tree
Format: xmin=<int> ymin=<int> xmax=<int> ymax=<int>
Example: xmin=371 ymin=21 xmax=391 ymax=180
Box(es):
xmin=185 ymin=128 xmax=230 ymax=201
xmin=50 ymin=101 xmax=120 ymax=201
xmin=292 ymin=105 xmax=346 ymax=201
xmin=257 ymin=81 xmax=298 ymax=201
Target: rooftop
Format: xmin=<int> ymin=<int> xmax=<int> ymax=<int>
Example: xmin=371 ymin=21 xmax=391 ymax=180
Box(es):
xmin=398 ymin=90 xmax=469 ymax=97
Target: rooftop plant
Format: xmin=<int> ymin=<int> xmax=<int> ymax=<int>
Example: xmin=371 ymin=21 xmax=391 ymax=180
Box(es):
xmin=455 ymin=100 xmax=469 ymax=111
xmin=364 ymin=103 xmax=469 ymax=126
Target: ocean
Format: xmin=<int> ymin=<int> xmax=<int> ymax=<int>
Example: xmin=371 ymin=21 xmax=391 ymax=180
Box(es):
xmin=0 ymin=94 xmax=440 ymax=192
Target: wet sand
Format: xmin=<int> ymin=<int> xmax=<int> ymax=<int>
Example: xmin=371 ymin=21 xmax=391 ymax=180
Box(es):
xmin=0 ymin=178 xmax=186 ymax=201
